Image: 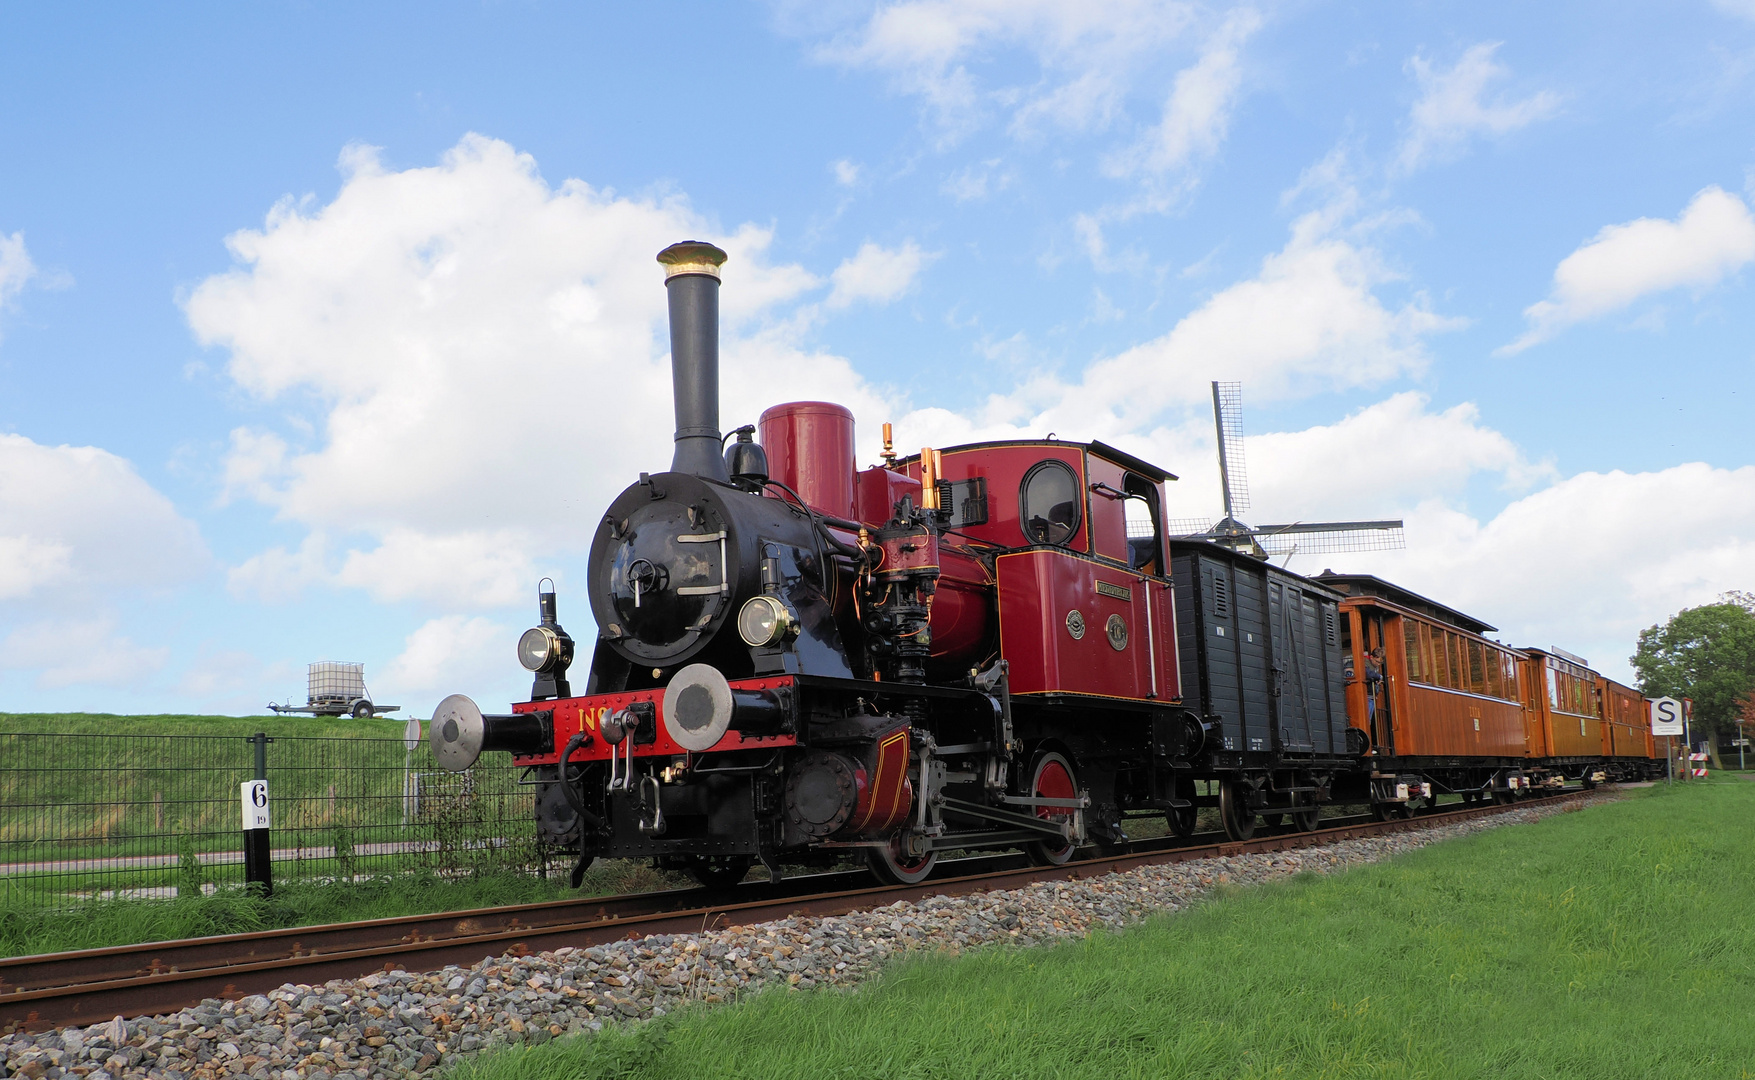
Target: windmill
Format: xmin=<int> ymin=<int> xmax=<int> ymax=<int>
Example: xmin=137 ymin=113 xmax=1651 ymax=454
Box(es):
xmin=1167 ymin=381 xmax=1405 ymax=562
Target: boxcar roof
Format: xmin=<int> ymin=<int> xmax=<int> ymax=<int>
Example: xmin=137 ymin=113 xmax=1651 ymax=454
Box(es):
xmin=1312 ymin=572 xmax=1497 ymax=635
xmin=1170 ymin=537 xmax=1346 ymax=601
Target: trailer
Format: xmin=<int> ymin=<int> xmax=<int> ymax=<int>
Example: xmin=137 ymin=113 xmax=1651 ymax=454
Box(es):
xmin=268 ymin=661 xmax=399 ymax=718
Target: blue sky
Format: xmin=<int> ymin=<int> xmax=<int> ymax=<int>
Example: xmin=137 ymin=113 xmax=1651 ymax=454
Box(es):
xmin=2 ymin=1 xmax=1753 ymax=714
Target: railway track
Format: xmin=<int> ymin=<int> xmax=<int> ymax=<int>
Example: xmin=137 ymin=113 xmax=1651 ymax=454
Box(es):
xmin=0 ymin=791 xmax=1589 ymax=1032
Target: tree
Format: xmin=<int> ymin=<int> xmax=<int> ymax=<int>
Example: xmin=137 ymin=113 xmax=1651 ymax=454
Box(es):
xmin=1631 ymin=593 xmax=1755 ymax=769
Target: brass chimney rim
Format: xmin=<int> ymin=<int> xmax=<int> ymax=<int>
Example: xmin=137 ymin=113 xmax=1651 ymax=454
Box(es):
xmin=657 ymin=240 xmax=728 ymax=280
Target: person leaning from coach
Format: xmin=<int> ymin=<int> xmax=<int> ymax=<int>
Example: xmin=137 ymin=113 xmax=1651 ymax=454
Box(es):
xmin=1364 ymin=646 xmax=1385 ymax=725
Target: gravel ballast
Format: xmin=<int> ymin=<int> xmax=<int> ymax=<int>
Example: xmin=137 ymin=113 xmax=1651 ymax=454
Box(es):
xmin=0 ymin=797 xmax=1608 ymax=1080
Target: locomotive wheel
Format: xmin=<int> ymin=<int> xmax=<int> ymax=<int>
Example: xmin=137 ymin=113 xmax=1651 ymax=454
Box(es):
xmin=683 ymin=855 xmax=754 ymax=890
xmin=1025 ymin=752 xmax=1079 ymax=866
xmin=1218 ymin=782 xmax=1255 ymax=841
xmin=868 ymin=834 xmax=938 ymax=885
xmin=1167 ymin=779 xmax=1198 ymax=837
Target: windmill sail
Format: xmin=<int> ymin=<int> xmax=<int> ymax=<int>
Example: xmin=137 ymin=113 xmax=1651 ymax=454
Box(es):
xmin=1212 ymin=381 xmax=1249 ymax=517
xmin=1175 ymin=381 xmax=1405 ymax=562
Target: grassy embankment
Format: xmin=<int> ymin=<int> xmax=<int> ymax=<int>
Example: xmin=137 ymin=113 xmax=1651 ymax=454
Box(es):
xmin=0 ymin=713 xmax=691 ymax=955
xmin=454 ymin=779 xmax=1755 ymax=1080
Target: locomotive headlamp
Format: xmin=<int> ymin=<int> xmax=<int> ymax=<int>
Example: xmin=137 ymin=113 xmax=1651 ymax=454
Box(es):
xmin=518 ymin=626 xmax=562 ymax=672
xmin=737 ymin=595 xmax=797 ymax=647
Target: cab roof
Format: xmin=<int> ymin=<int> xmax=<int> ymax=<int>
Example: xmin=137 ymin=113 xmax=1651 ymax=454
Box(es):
xmin=901 ymin=438 xmax=1178 ymax=483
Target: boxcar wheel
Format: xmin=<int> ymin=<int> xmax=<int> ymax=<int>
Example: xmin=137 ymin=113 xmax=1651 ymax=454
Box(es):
xmin=683 ymin=855 xmax=753 ymax=890
xmin=1168 ymin=778 xmax=1198 ymax=837
xmin=1219 ymin=782 xmax=1255 ymax=841
xmin=1292 ymin=806 xmax=1320 ymax=832
xmin=868 ymin=834 xmax=937 ymax=885
xmin=1259 ymin=813 xmax=1284 ymax=828
xmin=1491 ymin=787 xmax=1513 ymax=805
xmin=1026 ymin=752 xmax=1080 ymax=866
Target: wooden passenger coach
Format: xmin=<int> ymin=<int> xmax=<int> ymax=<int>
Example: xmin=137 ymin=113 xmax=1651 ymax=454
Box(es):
xmin=1522 ymin=648 xmax=1604 ymax=763
xmin=1318 ymin=573 xmax=1534 ymax=804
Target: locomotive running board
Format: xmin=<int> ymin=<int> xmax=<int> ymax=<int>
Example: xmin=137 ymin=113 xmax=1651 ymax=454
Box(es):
xmin=940 ymin=796 xmax=1082 ymax=840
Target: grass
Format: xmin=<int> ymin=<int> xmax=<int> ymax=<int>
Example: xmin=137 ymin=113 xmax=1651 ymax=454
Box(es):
xmin=0 ymin=855 xmax=696 ymax=958
xmin=0 ymin=712 xmax=541 ymax=911
xmin=0 ymin=711 xmax=402 ymax=739
xmin=449 ymin=779 xmax=1755 ymax=1080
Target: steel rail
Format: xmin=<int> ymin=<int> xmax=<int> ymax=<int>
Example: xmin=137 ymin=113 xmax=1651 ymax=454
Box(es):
xmin=0 ymin=791 xmax=1587 ymax=1032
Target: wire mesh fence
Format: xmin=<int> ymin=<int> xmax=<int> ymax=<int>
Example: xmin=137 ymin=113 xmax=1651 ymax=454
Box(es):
xmin=0 ymin=728 xmax=545 ymax=911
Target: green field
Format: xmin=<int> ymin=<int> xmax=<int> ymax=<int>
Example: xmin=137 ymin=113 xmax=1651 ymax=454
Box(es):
xmin=0 ymin=858 xmax=695 ymax=958
xmin=0 ymin=712 xmax=701 ymax=955
xmin=0 ymin=711 xmax=542 ymax=914
xmin=0 ymin=711 xmax=404 ymax=738
xmin=453 ymin=780 xmax=1755 ymax=1080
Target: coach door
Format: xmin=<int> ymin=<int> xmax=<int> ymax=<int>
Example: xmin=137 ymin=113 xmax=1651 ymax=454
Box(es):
xmin=1266 ymin=577 xmax=1315 ymax=752
xmin=1366 ymin=612 xmax=1394 ymax=754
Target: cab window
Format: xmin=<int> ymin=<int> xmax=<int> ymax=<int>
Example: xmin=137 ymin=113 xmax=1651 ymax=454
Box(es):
xmin=1019 ymin=460 xmax=1080 ymax=546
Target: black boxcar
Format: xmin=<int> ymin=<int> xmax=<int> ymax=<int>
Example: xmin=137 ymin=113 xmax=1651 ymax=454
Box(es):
xmin=1170 ymin=540 xmax=1351 ymax=764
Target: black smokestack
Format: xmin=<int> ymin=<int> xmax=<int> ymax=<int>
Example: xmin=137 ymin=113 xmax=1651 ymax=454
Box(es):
xmin=657 ymin=241 xmax=730 ymax=482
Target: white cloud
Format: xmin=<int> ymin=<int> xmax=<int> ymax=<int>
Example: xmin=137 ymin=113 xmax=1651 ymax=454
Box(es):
xmin=0 ymin=231 xmax=37 ymax=338
xmin=817 ymin=0 xmax=1197 ymax=144
xmin=1106 ymin=8 xmax=1260 ymax=179
xmin=1246 ymin=393 xmax=1548 ymax=522
xmin=379 ymin=615 xmax=512 ymax=704
xmin=337 ymin=529 xmax=538 ymax=608
xmin=1396 ymin=42 xmax=1559 ymax=173
xmin=1332 ymin=463 xmax=1755 ymax=683
xmin=188 ymin=135 xmax=894 ymax=611
xmin=1711 ymin=0 xmax=1755 ymax=19
xmin=0 ymin=434 xmax=207 ymax=601
xmin=226 ymin=533 xmax=330 ymax=603
xmin=1503 ymin=186 xmax=1755 ymax=352
xmin=943 ymin=160 xmax=1011 ymax=202
xmin=0 ymin=616 xmax=171 ymax=689
xmin=831 ymin=158 xmax=862 ymax=186
xmin=826 ymin=240 xmax=934 ymax=308
xmin=977 ymin=209 xmax=1465 ymax=440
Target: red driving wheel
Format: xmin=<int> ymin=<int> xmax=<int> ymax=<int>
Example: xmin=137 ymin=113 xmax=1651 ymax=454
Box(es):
xmin=1027 ymin=752 xmax=1078 ymax=866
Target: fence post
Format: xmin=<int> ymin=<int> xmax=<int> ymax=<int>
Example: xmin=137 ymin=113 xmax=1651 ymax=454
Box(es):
xmin=242 ymin=732 xmax=273 ymax=897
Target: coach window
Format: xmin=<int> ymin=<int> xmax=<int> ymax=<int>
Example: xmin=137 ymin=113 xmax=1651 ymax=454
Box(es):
xmin=1403 ymin=620 xmax=1423 ymax=682
xmin=1020 ymin=460 xmax=1081 ymax=546
xmin=1467 ymin=640 xmax=1486 ymax=695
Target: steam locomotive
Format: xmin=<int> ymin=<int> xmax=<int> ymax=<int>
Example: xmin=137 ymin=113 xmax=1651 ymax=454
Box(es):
xmin=430 ymin=240 xmax=1660 ymax=889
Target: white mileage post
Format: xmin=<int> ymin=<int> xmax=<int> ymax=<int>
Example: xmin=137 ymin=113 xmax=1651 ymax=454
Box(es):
xmin=240 ymin=779 xmax=271 ymax=830
xmin=241 ymin=778 xmax=272 ymax=895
